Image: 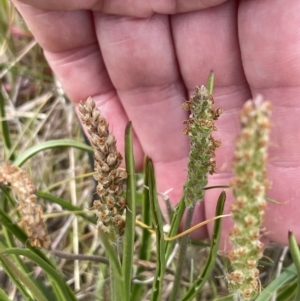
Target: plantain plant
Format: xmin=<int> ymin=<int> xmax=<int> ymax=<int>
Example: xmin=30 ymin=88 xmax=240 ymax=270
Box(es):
xmin=1 ymin=3 xmax=300 ymax=300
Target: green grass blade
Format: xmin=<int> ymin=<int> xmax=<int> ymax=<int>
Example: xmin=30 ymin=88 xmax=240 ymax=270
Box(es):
xmin=122 ymin=121 xmax=137 ymax=301
xmin=213 ymin=295 xmax=235 ymax=301
xmin=165 ymin=197 xmax=186 ymax=260
xmin=0 ymin=187 xmax=23 ymax=248
xmin=0 ymin=207 xmax=62 ymax=298
xmin=0 ymin=189 xmax=52 ymax=297
xmin=289 ymin=231 xmax=300 ymax=301
xmin=180 ymin=191 xmax=226 ymax=301
xmin=99 ymin=233 xmax=122 ymax=279
xmin=99 ymin=232 xmax=123 ymax=301
xmin=0 ymin=286 xmax=13 ymax=301
xmin=37 ymin=191 xmax=95 ymax=224
xmin=206 ymin=70 xmax=215 ymax=94
xmin=147 ymin=158 xmax=166 ymax=301
xmin=0 ymin=205 xmax=56 ymax=268
xmin=13 ymin=139 xmax=93 ymax=167
xmin=138 ymin=158 xmax=152 ymax=258
xmin=256 ymin=264 xmax=296 ymax=301
xmin=0 ymin=89 xmax=15 ymax=161
xmin=0 ymin=248 xmax=78 ymax=301
xmin=0 ymin=255 xmax=34 ymax=301
xmin=98 ymin=231 xmax=123 ymax=301
xmin=0 ymin=205 xmax=32 ymax=246
xmin=131 ymin=156 xmax=153 ymax=301
xmin=0 ymin=254 xmax=48 ymax=301
xmin=276 ymin=281 xmax=297 ymax=301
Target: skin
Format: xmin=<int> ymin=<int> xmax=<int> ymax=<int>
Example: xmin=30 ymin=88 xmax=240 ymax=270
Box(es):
xmin=12 ymin=0 xmax=300 ymax=247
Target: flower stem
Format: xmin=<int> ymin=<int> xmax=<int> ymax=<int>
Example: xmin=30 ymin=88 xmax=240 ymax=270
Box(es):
xmin=169 ymin=204 xmax=195 ymax=301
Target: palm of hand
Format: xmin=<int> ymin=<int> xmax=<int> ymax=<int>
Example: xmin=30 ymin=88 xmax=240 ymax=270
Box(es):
xmin=13 ymin=0 xmax=300 ymax=246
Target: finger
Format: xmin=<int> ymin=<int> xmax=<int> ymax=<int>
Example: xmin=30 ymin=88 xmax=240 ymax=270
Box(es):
xmin=14 ymin=0 xmax=227 ymax=18
xmin=12 ymin=2 xmax=144 ymax=168
xmin=171 ymin=0 xmax=252 ymax=243
xmin=239 ymin=0 xmax=300 ymax=245
xmin=94 ymin=13 xmax=190 ymax=216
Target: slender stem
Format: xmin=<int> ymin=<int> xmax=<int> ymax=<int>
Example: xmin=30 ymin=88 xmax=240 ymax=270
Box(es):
xmin=51 ymin=250 xmax=109 ymax=264
xmin=109 ymin=258 xmax=115 ymax=301
xmin=110 ymin=242 xmax=120 ymax=301
xmin=168 ymin=204 xmax=195 ymax=301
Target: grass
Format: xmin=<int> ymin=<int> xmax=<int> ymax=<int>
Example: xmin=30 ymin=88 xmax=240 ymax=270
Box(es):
xmin=1 ymin=2 xmax=300 ymax=301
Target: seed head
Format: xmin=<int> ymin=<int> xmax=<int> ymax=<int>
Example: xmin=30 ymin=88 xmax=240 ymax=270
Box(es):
xmin=79 ymin=97 xmax=127 ymax=241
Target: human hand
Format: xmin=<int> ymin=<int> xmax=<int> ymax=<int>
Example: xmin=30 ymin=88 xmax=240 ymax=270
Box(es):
xmin=12 ymin=0 xmax=300 ymax=246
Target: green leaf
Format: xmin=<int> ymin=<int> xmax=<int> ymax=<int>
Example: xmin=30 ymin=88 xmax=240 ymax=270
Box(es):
xmin=131 ymin=157 xmax=153 ymax=301
xmin=122 ymin=122 xmax=137 ymax=301
xmin=0 ymin=254 xmax=48 ymax=301
xmin=0 ymin=208 xmax=63 ymax=299
xmin=180 ymin=191 xmax=226 ymax=301
xmin=0 ymin=255 xmax=34 ymax=301
xmin=13 ymin=139 xmax=93 ymax=167
xmin=165 ymin=197 xmax=186 ymax=261
xmin=206 ymin=70 xmax=215 ymax=94
xmin=0 ymin=286 xmax=13 ymax=301
xmin=0 ymin=90 xmax=15 ymax=161
xmin=99 ymin=233 xmax=122 ymax=279
xmin=147 ymin=158 xmax=166 ymax=301
xmin=0 ymin=248 xmax=78 ymax=301
xmin=99 ymin=232 xmax=124 ymax=301
xmin=0 ymin=205 xmax=56 ymax=268
xmin=0 ymin=187 xmax=24 ymax=251
xmin=37 ymin=191 xmax=95 ymax=224
xmin=276 ymin=281 xmax=297 ymax=301
xmin=256 ymin=264 xmax=296 ymax=301
xmin=289 ymin=231 xmax=300 ymax=301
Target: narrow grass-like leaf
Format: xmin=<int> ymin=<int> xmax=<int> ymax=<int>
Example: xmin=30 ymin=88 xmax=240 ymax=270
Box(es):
xmin=213 ymin=295 xmax=235 ymax=301
xmin=0 ymin=255 xmax=34 ymax=300
xmin=131 ymin=157 xmax=153 ymax=301
xmin=180 ymin=191 xmax=226 ymax=301
xmin=147 ymin=158 xmax=166 ymax=301
xmin=13 ymin=139 xmax=93 ymax=167
xmin=289 ymin=231 xmax=300 ymax=301
xmin=169 ymin=204 xmax=195 ymax=301
xmin=99 ymin=232 xmax=122 ymax=279
xmin=0 ymin=254 xmax=48 ymax=301
xmin=206 ymin=70 xmax=215 ymax=94
xmin=37 ymin=191 xmax=95 ymax=224
xmin=0 ymin=241 xmax=54 ymax=300
xmin=0 ymin=89 xmax=15 ymax=161
xmin=0 ymin=206 xmax=56 ymax=267
xmin=0 ymin=188 xmax=51 ymax=296
xmin=0 ymin=248 xmax=78 ymax=301
xmin=165 ymin=197 xmax=185 ymax=260
xmin=139 ymin=159 xmax=152 ymax=256
xmin=0 ymin=208 xmax=62 ymax=297
xmin=256 ymin=264 xmax=296 ymax=301
xmin=0 ymin=206 xmax=32 ymax=246
xmin=276 ymin=281 xmax=297 ymax=301
xmin=0 ymin=188 xmax=55 ymax=297
xmin=0 ymin=286 xmax=12 ymax=301
xmin=123 ymin=121 xmax=137 ymax=301
xmin=98 ymin=232 xmax=123 ymax=301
